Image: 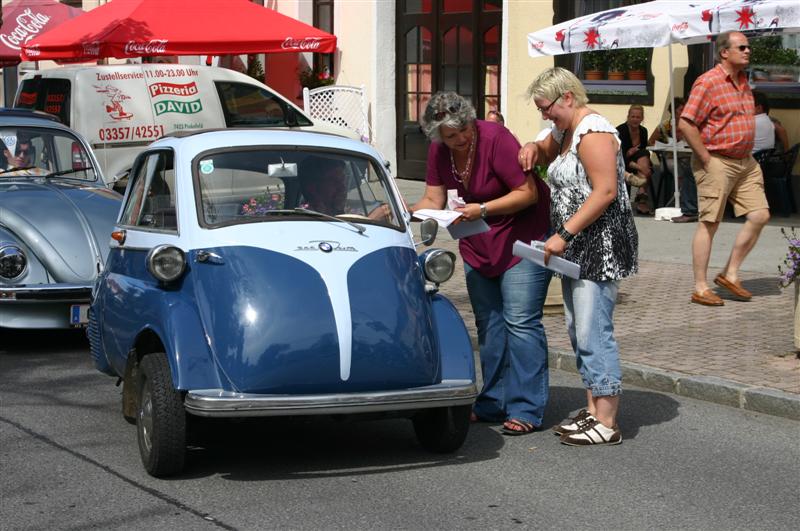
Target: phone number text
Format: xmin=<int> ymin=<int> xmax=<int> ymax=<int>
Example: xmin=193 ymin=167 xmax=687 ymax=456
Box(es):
xmin=98 ymin=125 xmax=166 ymax=142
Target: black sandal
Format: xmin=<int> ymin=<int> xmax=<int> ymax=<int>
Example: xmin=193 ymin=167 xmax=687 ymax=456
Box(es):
xmin=501 ymin=419 xmax=536 ymax=436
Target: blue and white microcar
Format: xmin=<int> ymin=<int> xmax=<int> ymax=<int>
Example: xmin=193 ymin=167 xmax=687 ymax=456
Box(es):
xmin=89 ymin=129 xmax=477 ymax=477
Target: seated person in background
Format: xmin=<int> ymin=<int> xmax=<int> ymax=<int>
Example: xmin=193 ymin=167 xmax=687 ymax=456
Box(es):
xmin=485 ymin=110 xmax=505 ymax=126
xmin=752 ymin=90 xmax=789 ymax=153
xmin=299 ymin=156 xmax=391 ymax=222
xmin=617 ymin=104 xmax=653 ymax=215
xmin=648 ymin=98 xmax=698 ymax=223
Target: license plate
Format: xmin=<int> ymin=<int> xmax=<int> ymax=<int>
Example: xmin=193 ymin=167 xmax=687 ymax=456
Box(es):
xmin=70 ymin=304 xmax=90 ymax=326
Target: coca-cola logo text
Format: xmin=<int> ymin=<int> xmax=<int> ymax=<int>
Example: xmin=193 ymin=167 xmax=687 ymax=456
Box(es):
xmin=530 ymin=40 xmax=544 ymax=50
xmin=672 ymin=21 xmax=689 ymax=33
xmin=82 ymin=41 xmax=100 ymax=56
xmin=0 ymin=9 xmax=51 ymax=50
xmin=149 ymin=81 xmax=198 ymax=98
xmin=124 ymin=40 xmax=169 ymax=55
xmin=281 ymin=37 xmax=322 ymax=51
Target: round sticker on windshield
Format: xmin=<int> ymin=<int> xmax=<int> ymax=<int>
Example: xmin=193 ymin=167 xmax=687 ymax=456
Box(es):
xmin=200 ymin=159 xmax=214 ymax=174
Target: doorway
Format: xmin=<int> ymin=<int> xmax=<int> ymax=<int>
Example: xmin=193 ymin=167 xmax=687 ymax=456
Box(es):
xmin=396 ymin=0 xmax=502 ymax=180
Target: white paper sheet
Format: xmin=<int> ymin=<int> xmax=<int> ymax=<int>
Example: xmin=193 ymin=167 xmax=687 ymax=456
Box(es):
xmin=512 ymin=240 xmax=581 ymax=279
xmin=447 ymin=219 xmax=490 ymax=239
xmin=413 ymin=208 xmax=463 ymax=227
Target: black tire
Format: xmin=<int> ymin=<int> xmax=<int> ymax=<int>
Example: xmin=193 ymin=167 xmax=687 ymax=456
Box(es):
xmin=412 ymin=405 xmax=471 ymax=453
xmin=136 ymin=352 xmax=186 ymax=477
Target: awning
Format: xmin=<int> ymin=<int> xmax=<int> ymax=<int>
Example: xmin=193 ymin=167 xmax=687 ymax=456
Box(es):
xmin=0 ymin=0 xmax=84 ymax=67
xmin=21 ymin=0 xmax=336 ymax=62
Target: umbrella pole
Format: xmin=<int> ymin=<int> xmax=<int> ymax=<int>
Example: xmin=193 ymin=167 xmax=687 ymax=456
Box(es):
xmin=668 ymin=43 xmax=680 ymax=208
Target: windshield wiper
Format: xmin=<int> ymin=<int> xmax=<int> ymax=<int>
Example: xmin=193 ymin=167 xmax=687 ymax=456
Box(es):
xmin=45 ymin=167 xmax=93 ymax=178
xmin=294 ymin=207 xmax=366 ymax=234
xmin=0 ymin=166 xmax=39 ymax=175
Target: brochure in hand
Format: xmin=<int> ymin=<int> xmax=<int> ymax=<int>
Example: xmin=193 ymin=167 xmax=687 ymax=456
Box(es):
xmin=512 ymin=240 xmax=581 ymax=279
xmin=413 ymin=209 xmax=490 ymax=239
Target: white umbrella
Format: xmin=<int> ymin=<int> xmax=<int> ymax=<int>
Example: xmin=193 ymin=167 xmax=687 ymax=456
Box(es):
xmin=526 ymin=0 xmax=800 ymax=208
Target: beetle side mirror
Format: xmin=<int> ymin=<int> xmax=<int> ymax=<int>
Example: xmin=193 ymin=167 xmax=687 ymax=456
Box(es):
xmin=418 ymin=218 xmax=438 ymax=247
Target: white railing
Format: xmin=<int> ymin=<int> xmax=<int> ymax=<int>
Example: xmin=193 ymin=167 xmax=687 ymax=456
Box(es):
xmin=302 ymin=84 xmax=371 ymax=144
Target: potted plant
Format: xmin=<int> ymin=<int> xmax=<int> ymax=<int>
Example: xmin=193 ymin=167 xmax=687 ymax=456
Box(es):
xmin=582 ymin=51 xmax=607 ymax=80
xmin=627 ymin=48 xmax=648 ymax=80
xmin=778 ymin=228 xmax=800 ymax=350
xmin=606 ymin=49 xmax=627 ymax=80
xmin=298 ymin=66 xmax=335 ymax=91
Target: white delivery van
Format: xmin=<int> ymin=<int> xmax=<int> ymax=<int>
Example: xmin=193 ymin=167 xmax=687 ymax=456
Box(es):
xmin=14 ymin=64 xmax=353 ymax=184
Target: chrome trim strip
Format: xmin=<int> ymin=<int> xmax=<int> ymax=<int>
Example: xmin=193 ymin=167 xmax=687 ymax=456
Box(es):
xmin=0 ymin=283 xmax=91 ymax=301
xmin=184 ymin=379 xmax=477 ymax=418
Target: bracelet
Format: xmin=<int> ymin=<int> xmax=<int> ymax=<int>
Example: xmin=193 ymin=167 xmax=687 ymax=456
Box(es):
xmin=479 ymin=203 xmax=488 ymax=219
xmin=556 ymin=224 xmax=575 ymax=242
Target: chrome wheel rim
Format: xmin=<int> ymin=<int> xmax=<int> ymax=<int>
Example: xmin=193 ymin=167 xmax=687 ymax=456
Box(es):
xmin=139 ymin=379 xmax=154 ymax=454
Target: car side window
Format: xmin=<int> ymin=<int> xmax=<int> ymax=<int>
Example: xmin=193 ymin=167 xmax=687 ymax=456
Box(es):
xmin=215 ymin=81 xmax=312 ymax=127
xmin=120 ymin=150 xmax=177 ymax=231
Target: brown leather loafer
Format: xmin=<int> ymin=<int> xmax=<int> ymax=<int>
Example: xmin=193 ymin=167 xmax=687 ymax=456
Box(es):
xmin=714 ymin=274 xmax=752 ymax=301
xmin=671 ymin=214 xmax=698 ymax=223
xmin=691 ymin=289 xmax=724 ymax=306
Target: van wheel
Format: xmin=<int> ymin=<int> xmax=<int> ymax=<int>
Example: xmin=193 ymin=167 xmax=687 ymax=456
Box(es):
xmin=412 ymin=405 xmax=471 ymax=453
xmin=136 ymin=352 xmax=186 ymax=477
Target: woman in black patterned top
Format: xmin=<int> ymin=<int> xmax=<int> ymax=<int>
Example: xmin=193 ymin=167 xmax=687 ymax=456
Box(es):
xmin=519 ymin=67 xmax=638 ymax=446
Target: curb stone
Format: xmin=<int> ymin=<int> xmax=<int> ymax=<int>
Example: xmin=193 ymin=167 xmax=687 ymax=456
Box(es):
xmin=550 ymin=349 xmax=800 ymax=421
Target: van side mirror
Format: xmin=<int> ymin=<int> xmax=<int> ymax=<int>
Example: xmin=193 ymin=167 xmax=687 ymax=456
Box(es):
xmin=285 ymin=107 xmax=299 ymax=127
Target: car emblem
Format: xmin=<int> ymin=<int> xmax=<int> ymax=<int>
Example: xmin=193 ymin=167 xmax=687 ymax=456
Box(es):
xmin=318 ymin=242 xmax=333 ymax=253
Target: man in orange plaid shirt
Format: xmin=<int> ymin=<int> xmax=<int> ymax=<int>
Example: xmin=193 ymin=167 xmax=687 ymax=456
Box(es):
xmin=679 ymin=31 xmax=770 ymax=307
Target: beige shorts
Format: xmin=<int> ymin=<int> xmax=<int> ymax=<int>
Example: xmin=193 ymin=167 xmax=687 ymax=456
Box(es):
xmin=691 ymin=153 xmax=769 ymax=222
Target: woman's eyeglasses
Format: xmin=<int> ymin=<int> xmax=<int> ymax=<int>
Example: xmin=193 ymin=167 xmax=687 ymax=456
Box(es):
xmin=536 ymin=94 xmax=562 ymax=114
xmin=431 ymin=102 xmax=462 ymax=121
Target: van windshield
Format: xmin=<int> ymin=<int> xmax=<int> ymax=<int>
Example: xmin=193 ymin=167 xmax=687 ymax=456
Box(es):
xmin=195 ymin=148 xmax=400 ymax=230
xmin=15 ymin=79 xmax=72 ymax=126
xmin=215 ymin=82 xmax=313 ymax=128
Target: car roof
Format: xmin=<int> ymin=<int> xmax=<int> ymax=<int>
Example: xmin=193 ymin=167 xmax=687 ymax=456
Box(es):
xmin=152 ymin=129 xmax=384 ymax=159
xmin=0 ymin=108 xmax=64 ymax=127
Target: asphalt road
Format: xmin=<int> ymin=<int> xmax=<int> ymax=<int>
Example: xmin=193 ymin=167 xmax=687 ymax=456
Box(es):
xmin=2 ymin=330 xmax=799 ymax=531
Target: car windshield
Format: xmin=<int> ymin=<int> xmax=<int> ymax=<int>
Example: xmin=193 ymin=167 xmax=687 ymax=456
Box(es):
xmin=0 ymin=126 xmax=99 ymax=182
xmin=195 ymin=148 xmax=401 ymax=230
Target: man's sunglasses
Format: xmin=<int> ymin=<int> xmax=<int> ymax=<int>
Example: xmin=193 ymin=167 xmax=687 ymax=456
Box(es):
xmin=536 ymin=94 xmax=562 ymax=114
xmin=730 ymin=45 xmax=751 ymax=52
xmin=16 ymin=147 xmax=30 ymax=156
xmin=431 ymin=102 xmax=462 ymax=121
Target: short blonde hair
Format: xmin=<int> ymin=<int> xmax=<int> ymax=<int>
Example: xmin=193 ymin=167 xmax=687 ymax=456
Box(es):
xmin=627 ymin=104 xmax=644 ymax=116
xmin=526 ymin=67 xmax=588 ymax=108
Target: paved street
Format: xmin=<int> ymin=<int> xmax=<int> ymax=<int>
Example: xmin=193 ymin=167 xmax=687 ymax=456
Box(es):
xmin=2 ymin=329 xmax=799 ymax=530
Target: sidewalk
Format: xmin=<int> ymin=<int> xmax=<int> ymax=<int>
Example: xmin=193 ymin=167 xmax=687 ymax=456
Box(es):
xmin=395 ymin=178 xmax=800 ymax=420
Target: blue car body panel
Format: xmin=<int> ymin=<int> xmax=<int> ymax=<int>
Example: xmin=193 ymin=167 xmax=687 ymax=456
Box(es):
xmin=93 ymin=245 xmax=467 ymax=394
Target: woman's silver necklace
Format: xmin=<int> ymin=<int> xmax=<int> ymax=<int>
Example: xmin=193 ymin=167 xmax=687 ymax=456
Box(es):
xmin=450 ymin=136 xmax=475 ymax=184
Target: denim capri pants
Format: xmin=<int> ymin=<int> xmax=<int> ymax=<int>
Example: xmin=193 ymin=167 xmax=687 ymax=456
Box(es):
xmin=561 ymin=277 xmax=622 ymax=397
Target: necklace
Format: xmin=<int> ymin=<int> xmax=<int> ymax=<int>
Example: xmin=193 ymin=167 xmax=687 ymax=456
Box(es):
xmin=450 ymin=134 xmax=475 ymax=184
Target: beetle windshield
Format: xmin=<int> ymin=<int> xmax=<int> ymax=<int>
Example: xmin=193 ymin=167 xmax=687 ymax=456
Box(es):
xmin=0 ymin=126 xmax=99 ymax=182
xmin=195 ymin=148 xmax=401 ymax=230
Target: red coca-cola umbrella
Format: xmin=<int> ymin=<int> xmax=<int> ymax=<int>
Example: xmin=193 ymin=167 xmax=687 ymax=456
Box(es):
xmin=0 ymin=0 xmax=84 ymax=67
xmin=20 ymin=0 xmax=336 ymax=62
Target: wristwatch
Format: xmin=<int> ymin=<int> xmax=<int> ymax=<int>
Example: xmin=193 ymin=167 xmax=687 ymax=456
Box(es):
xmin=480 ymin=203 xmax=488 ymax=219
xmin=557 ymin=224 xmax=575 ymax=243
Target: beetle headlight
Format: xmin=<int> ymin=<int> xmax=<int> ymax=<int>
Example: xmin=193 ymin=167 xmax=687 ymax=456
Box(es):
xmin=146 ymin=245 xmax=186 ymax=283
xmin=0 ymin=243 xmax=27 ymax=280
xmin=422 ymin=249 xmax=456 ymax=284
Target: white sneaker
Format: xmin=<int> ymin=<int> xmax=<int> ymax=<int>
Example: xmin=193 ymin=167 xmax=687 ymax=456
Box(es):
xmin=560 ymin=418 xmax=622 ymax=446
xmin=552 ymin=409 xmax=593 ymax=435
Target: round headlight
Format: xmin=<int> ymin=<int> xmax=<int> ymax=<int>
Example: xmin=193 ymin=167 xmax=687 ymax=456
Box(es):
xmin=146 ymin=245 xmax=186 ymax=283
xmin=423 ymin=249 xmax=456 ymax=284
xmin=0 ymin=243 xmax=27 ymax=280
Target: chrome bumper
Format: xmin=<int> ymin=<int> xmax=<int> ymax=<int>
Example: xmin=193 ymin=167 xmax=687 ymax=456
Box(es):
xmin=0 ymin=284 xmax=91 ymax=302
xmin=184 ymin=379 xmax=477 ymax=418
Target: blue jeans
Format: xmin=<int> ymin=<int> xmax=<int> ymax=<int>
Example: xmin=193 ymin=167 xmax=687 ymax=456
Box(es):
xmin=464 ymin=258 xmax=552 ymax=426
xmin=561 ymin=278 xmax=622 ymax=397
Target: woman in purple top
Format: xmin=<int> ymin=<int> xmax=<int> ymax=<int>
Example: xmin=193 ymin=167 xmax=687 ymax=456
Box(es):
xmin=410 ymin=92 xmax=552 ymax=435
